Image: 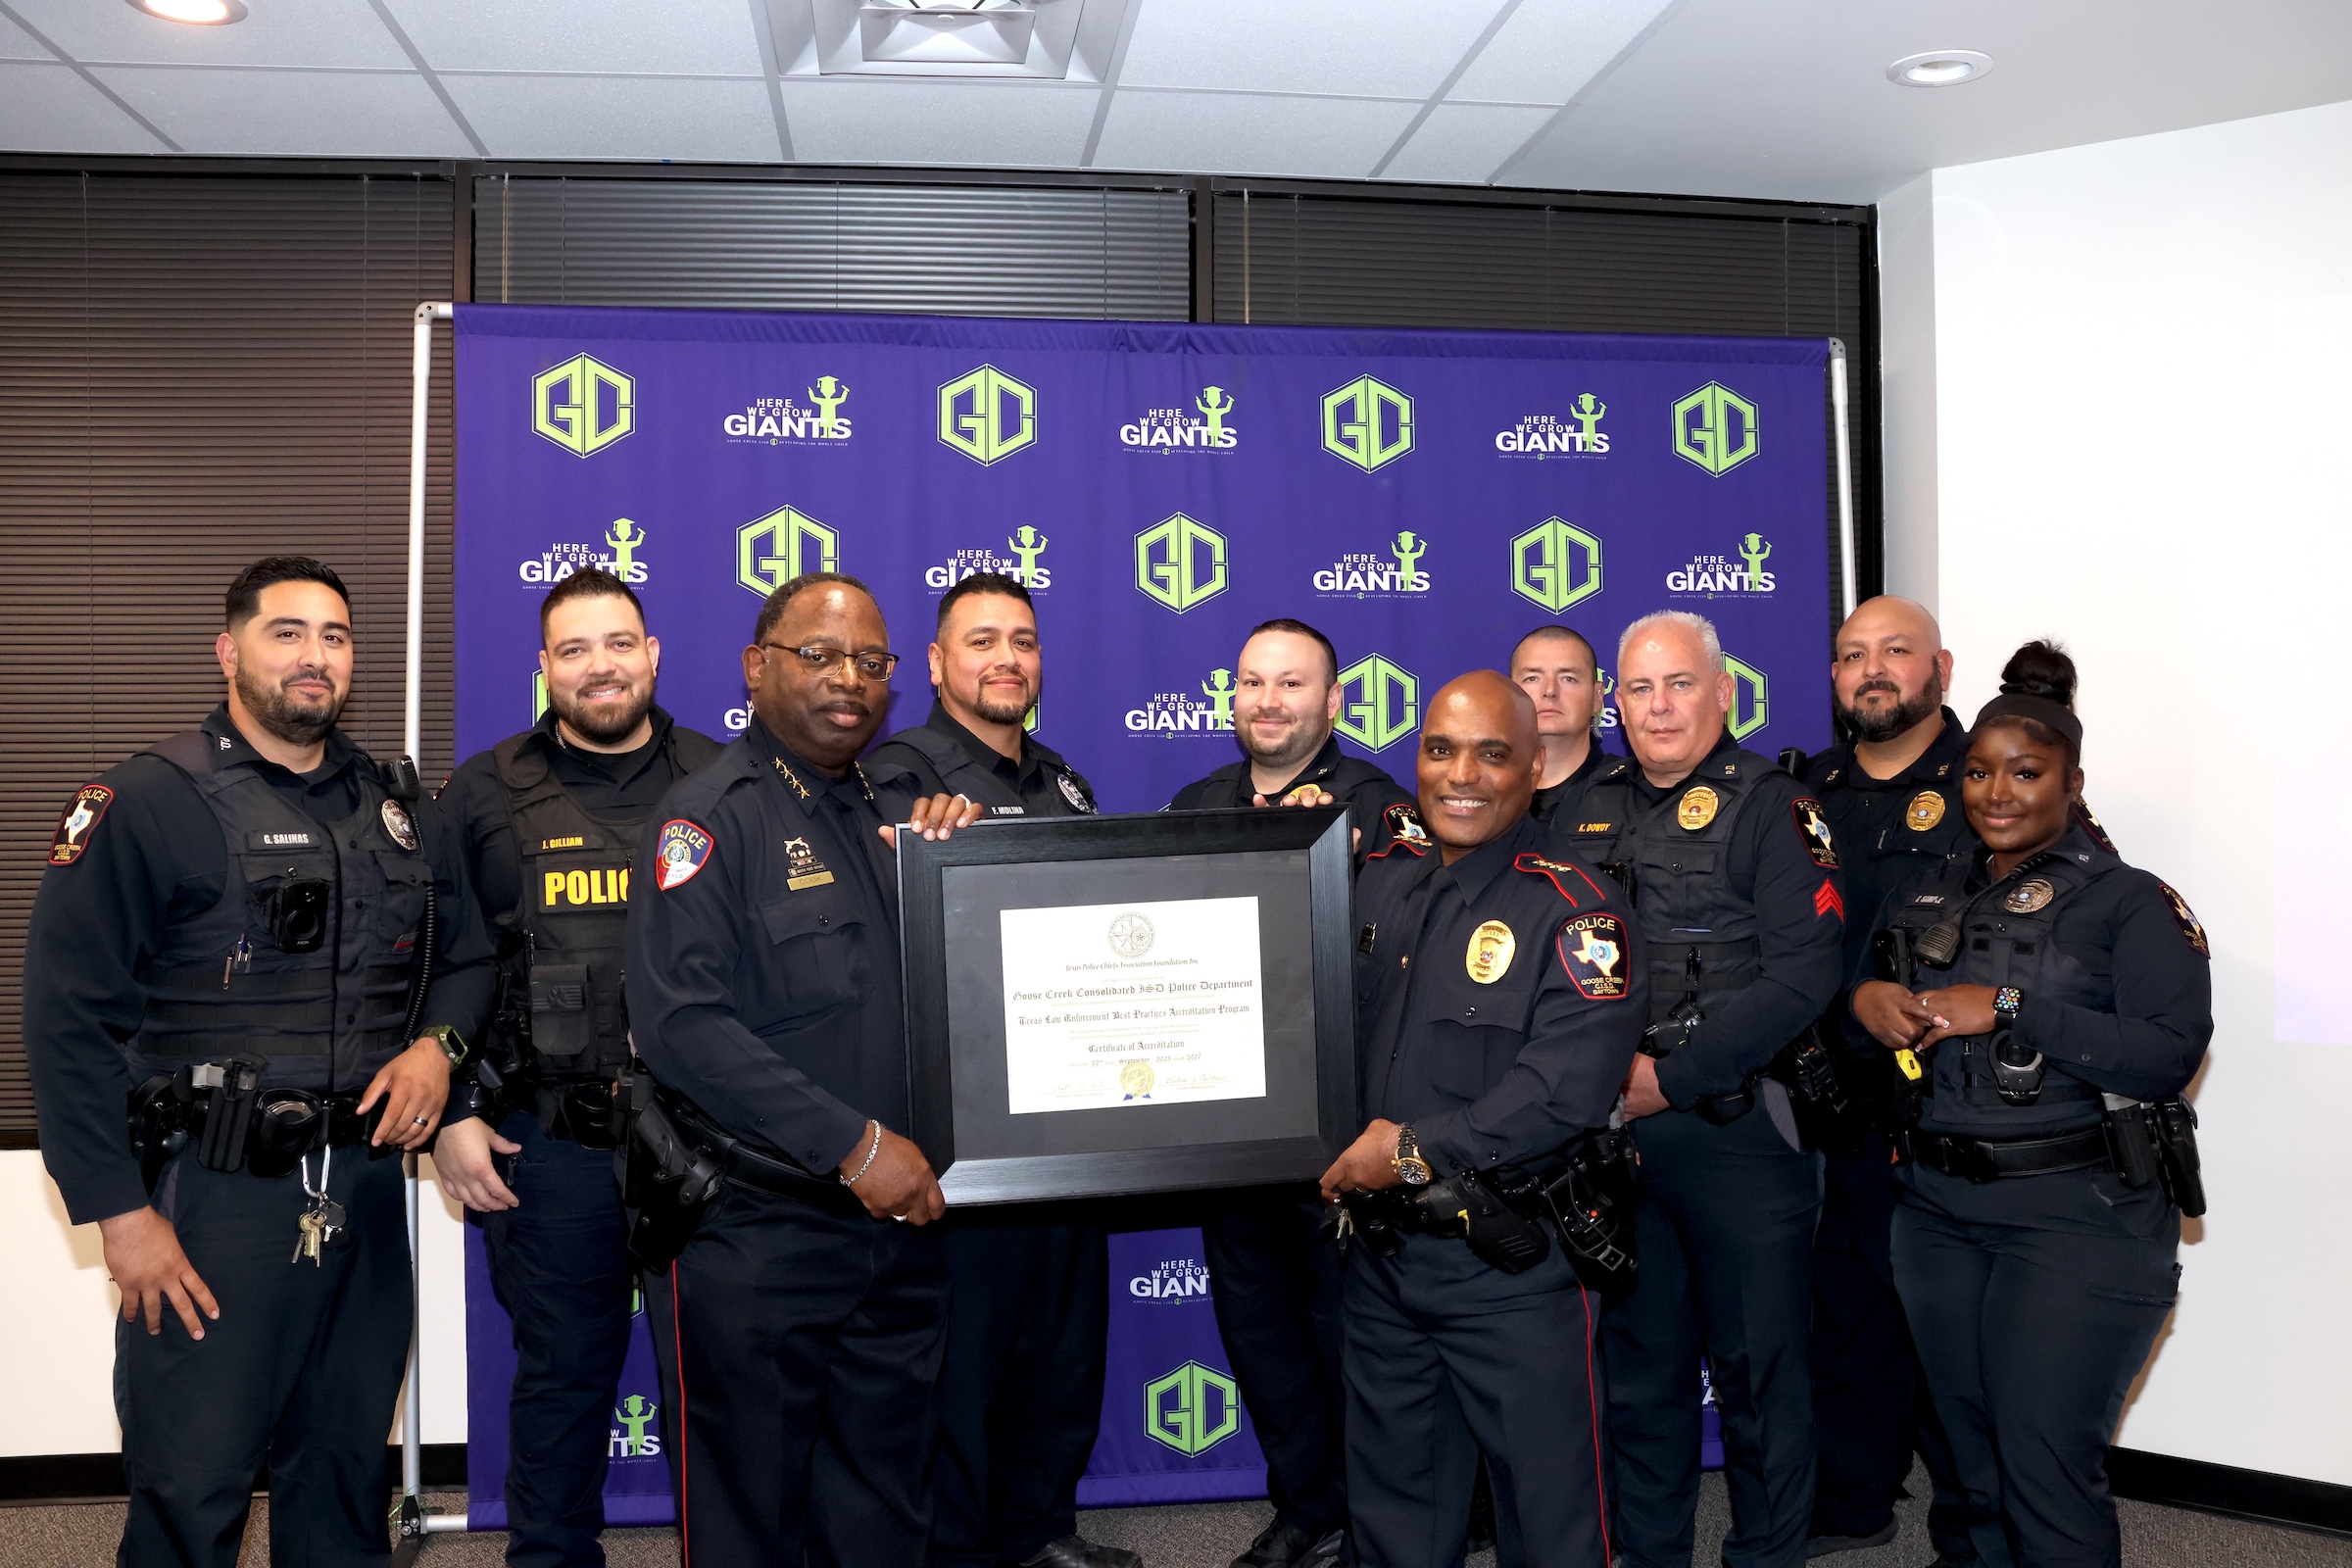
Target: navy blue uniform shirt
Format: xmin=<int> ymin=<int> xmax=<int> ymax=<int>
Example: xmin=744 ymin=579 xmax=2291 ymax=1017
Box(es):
xmin=865 ymin=700 xmax=1097 ymax=819
xmin=1530 ymin=740 xmax=1612 ymax=827
xmin=24 ymin=707 xmax=495 ymax=1225
xmin=1166 ymin=733 xmax=1421 ymax=858
xmin=625 ymin=715 xmax=906 ymax=1174
xmin=1352 ymin=815 xmax=1648 ymax=1175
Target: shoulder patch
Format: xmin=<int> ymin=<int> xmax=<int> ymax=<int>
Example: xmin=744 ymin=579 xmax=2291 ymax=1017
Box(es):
xmin=1557 ymin=912 xmax=1632 ymax=1001
xmin=2155 ymin=881 xmax=2209 ymax=956
xmin=1791 ymin=798 xmax=1839 ymax=867
xmin=654 ymin=819 xmax=714 ymax=890
xmin=49 ymin=785 xmax=114 ymax=865
xmin=1513 ymin=851 xmax=1605 ymax=904
xmin=1383 ymin=801 xmax=1430 ymax=847
xmin=2075 ymin=800 xmax=2119 ymax=853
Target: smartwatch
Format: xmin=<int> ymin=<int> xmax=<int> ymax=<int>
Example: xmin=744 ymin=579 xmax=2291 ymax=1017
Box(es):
xmin=1992 ymin=987 xmax=2025 ymax=1030
xmin=1393 ymin=1123 xmax=1432 ymax=1187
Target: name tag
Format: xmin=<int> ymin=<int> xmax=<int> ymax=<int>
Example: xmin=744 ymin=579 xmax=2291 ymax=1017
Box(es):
xmin=247 ymin=830 xmax=316 ymax=849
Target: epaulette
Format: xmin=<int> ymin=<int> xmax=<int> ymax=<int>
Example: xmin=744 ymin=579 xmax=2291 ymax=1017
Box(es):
xmin=1365 ymin=834 xmax=1427 ymax=860
xmin=1595 ymin=758 xmax=1634 ymax=782
xmin=1513 ymin=851 xmax=1606 ymax=904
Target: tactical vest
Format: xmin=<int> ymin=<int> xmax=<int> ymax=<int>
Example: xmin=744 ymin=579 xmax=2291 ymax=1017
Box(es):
xmin=1559 ymin=750 xmax=1779 ymax=1025
xmin=880 ymin=723 xmax=1096 ymax=817
xmin=132 ymin=730 xmax=427 ymax=1092
xmin=492 ymin=727 xmax=722 ymax=1079
xmin=1882 ymin=849 xmax=2114 ymax=1138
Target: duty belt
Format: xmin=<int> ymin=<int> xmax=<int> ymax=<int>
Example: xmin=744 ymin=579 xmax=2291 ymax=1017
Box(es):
xmin=1904 ymin=1125 xmax=2110 ymax=1182
xmin=663 ymin=1095 xmax=861 ymax=1213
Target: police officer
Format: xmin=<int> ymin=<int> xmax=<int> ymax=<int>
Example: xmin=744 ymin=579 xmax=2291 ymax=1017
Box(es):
xmin=1798 ymin=595 xmax=1975 ymax=1561
xmin=1508 ymin=624 xmax=1611 ymax=826
xmin=623 ymin=571 xmax=974 ymax=1567
xmin=1166 ymin=617 xmax=1417 ymax=1568
xmin=1322 ymin=670 xmax=1645 ymax=1568
xmin=1559 ymin=611 xmax=1846 ymax=1568
xmin=1855 ymin=643 xmax=2209 ymax=1568
xmin=433 ymin=566 xmax=720 ymax=1568
xmin=862 ymin=572 xmax=1134 ymax=1568
xmin=24 ymin=557 xmax=494 ymax=1568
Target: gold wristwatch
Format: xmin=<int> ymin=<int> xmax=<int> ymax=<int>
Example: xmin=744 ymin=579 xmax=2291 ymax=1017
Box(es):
xmin=1393 ymin=1123 xmax=1432 ymax=1187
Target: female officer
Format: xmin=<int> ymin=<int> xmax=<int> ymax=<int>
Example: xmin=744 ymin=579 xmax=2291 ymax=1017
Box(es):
xmin=1851 ymin=642 xmax=2212 ymax=1568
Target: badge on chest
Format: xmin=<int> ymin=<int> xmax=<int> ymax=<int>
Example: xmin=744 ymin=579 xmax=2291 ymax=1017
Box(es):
xmin=783 ymin=835 xmax=835 ymax=892
xmin=1466 ymin=920 xmax=1516 ymax=984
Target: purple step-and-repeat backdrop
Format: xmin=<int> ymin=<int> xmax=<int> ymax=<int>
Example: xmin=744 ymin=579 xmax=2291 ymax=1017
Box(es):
xmin=453 ymin=304 xmax=1813 ymax=1523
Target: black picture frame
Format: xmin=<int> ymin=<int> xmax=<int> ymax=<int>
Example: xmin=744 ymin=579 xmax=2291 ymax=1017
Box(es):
xmin=898 ymin=808 xmax=1357 ymax=1205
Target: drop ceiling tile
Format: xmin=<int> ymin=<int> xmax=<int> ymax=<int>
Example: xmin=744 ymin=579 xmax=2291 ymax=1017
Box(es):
xmin=1383 ymin=102 xmax=1553 ymax=183
xmin=1094 ymin=89 xmax=1419 ymax=179
xmin=94 ymin=64 xmax=472 ymax=154
xmin=385 ymin=0 xmax=761 ymax=75
xmin=0 ymin=60 xmax=165 ymax=151
xmin=444 ymin=73 xmax=778 ymax=161
xmin=1448 ymin=0 xmax=1676 ymax=108
xmin=0 ymin=10 xmax=51 ymax=60
xmin=780 ymin=79 xmax=1096 ymax=168
xmin=1119 ymin=0 xmax=1505 ymax=100
xmin=9 ymin=0 xmax=412 ymax=70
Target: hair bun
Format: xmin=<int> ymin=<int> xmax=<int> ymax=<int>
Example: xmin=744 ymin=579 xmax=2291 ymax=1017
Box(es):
xmin=1998 ymin=639 xmax=2078 ymax=708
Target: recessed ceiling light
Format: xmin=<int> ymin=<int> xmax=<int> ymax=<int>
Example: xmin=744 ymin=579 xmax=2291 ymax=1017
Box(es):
xmin=1887 ymin=50 xmax=1990 ymax=87
xmin=128 ymin=0 xmax=248 ymax=24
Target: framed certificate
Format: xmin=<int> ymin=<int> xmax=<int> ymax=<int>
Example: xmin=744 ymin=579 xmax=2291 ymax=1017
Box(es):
xmin=897 ymin=808 xmax=1358 ymax=1204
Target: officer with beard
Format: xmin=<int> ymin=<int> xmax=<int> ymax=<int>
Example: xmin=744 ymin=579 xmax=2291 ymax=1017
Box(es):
xmin=863 ymin=572 xmax=1133 ymax=1568
xmin=1508 ymin=624 xmax=1611 ymax=826
xmin=24 ymin=557 xmax=495 ymax=1568
xmin=435 ymin=566 xmax=721 ymax=1568
xmin=1166 ymin=617 xmax=1417 ymax=1568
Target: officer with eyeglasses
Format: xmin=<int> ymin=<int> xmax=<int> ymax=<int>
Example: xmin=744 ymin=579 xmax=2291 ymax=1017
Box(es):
xmin=623 ymin=571 xmax=977 ymax=1567
xmin=434 ymin=566 xmax=721 ymax=1568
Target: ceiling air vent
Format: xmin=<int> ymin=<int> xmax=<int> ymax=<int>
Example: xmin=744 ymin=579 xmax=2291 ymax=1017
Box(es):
xmin=770 ymin=0 xmax=1134 ymax=80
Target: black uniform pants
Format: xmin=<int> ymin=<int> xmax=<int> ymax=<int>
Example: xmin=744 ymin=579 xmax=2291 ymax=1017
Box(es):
xmin=477 ymin=1111 xmax=635 ymax=1568
xmin=1202 ymin=1189 xmax=1348 ymax=1539
xmin=643 ymin=1183 xmax=949 ymax=1568
xmin=1343 ymin=1232 xmax=1610 ymax=1568
xmin=933 ymin=1219 xmax=1110 ymax=1567
xmin=1807 ymin=1132 xmax=1914 ymax=1536
xmin=1892 ymin=1162 xmax=2179 ymax=1568
xmin=117 ymin=1146 xmax=411 ymax=1568
xmin=1601 ymin=1104 xmax=1821 ymax=1568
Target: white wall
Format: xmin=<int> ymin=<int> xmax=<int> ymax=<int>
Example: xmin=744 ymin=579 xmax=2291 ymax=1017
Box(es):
xmin=1905 ymin=97 xmax=2352 ymax=1485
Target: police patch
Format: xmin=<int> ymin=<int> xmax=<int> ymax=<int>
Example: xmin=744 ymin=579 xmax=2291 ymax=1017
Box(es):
xmin=380 ymin=799 xmax=419 ymax=853
xmin=1558 ymin=913 xmax=1631 ymax=1001
xmin=1384 ymin=802 xmax=1430 ymax=847
xmin=49 ymin=785 xmax=113 ymax=865
xmin=1791 ymin=798 xmax=1838 ymax=867
xmin=655 ymin=819 xmax=714 ymax=890
xmin=2156 ymin=881 xmax=2209 ymax=956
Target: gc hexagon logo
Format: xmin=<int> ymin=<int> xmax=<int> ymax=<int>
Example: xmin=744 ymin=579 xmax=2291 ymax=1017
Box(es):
xmin=1509 ymin=516 xmax=1603 ymax=613
xmin=1726 ymin=654 xmax=1769 ymax=740
xmin=939 ymin=365 xmax=1037 ymax=465
xmin=1672 ymin=382 xmax=1760 ymax=476
xmin=736 ymin=506 xmax=839 ymax=598
xmin=1135 ymin=513 xmax=1229 ymax=613
xmin=1321 ymin=376 xmax=1413 ymax=471
xmin=1146 ymin=1361 xmax=1242 ymax=1457
xmin=533 ymin=355 xmax=635 ymax=457
xmin=1335 ymin=655 xmax=1420 ymax=752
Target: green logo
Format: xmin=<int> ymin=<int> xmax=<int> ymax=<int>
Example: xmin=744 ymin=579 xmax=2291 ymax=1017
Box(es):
xmin=1321 ymin=376 xmax=1413 ymax=471
xmin=1146 ymin=1361 xmax=1242 ymax=1456
xmin=808 ymin=374 xmax=850 ymax=437
xmin=532 ymin=667 xmax=548 ymax=721
xmin=1008 ymin=524 xmax=1050 ymax=585
xmin=1569 ymin=392 xmax=1607 ymax=442
xmin=736 ymin=505 xmax=839 ymax=597
xmin=604 ymin=517 xmax=646 ymax=579
xmin=1334 ymin=655 xmax=1420 ymax=752
xmin=533 ymin=354 xmax=634 ymax=457
xmin=1135 ymin=514 xmax=1229 ymax=613
xmin=612 ymin=1394 xmax=660 ymax=1458
xmin=1196 ymin=385 xmax=1236 ymax=442
xmin=1727 ymin=654 xmax=1769 ymax=740
xmin=1201 ymin=669 xmax=1237 ymax=729
xmin=939 ymin=365 xmax=1037 ymax=465
xmin=1390 ymin=530 xmax=1426 ymax=584
xmin=1509 ymin=517 xmax=1603 ymax=613
xmin=1738 ymin=532 xmax=1773 ymax=589
xmin=1673 ymin=382 xmax=1760 ymax=476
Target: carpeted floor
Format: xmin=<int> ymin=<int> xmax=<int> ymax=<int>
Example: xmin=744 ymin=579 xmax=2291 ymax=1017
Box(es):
xmin=4 ymin=1462 xmax=2346 ymax=1566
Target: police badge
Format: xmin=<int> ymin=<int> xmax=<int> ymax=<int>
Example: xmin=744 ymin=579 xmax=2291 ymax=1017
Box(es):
xmin=2004 ymin=878 xmax=2055 ymax=913
xmin=1677 ymin=786 xmax=1720 ymax=831
xmin=1056 ymin=771 xmax=1096 ymax=814
xmin=1466 ymin=920 xmax=1515 ymax=984
xmin=379 ymin=799 xmax=419 ymax=853
xmin=1906 ymin=791 xmax=1946 ymax=832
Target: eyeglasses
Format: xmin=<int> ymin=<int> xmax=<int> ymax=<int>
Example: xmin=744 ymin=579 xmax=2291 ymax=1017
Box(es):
xmin=760 ymin=643 xmax=899 ymax=681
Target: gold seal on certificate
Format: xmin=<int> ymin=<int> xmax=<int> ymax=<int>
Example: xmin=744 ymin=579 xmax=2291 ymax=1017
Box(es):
xmin=1000 ymin=895 xmax=1268 ymax=1114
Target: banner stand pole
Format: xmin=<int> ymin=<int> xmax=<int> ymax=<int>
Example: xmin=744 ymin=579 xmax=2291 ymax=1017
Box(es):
xmin=1828 ymin=338 xmax=1858 ymax=619
xmin=396 ymin=300 xmax=462 ymax=1566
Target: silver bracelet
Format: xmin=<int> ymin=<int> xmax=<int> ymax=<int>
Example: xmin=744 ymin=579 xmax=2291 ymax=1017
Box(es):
xmin=839 ymin=1120 xmax=882 ymax=1187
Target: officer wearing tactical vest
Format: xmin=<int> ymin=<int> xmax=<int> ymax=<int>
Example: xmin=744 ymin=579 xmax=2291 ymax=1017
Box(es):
xmin=1508 ymin=623 xmax=1612 ymax=827
xmin=862 ymin=571 xmax=1136 ymax=1568
xmin=1165 ymin=617 xmax=1418 ymax=1568
xmin=1556 ymin=610 xmax=1845 ymax=1568
xmin=1788 ymin=595 xmax=1978 ymax=1562
xmin=434 ymin=566 xmax=719 ymax=1568
xmin=24 ymin=557 xmax=495 ymax=1568
xmin=1854 ymin=643 xmax=2210 ymax=1568
xmin=1321 ymin=670 xmax=1645 ymax=1568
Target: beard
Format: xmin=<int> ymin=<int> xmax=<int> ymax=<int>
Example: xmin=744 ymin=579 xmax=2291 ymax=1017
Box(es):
xmin=555 ymin=677 xmax=655 ymax=746
xmin=1839 ymin=672 xmax=1943 ymax=743
xmin=235 ymin=662 xmax=344 ymax=748
xmin=968 ymin=673 xmax=1036 ymax=728
xmin=1241 ymin=710 xmax=1324 ymax=774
